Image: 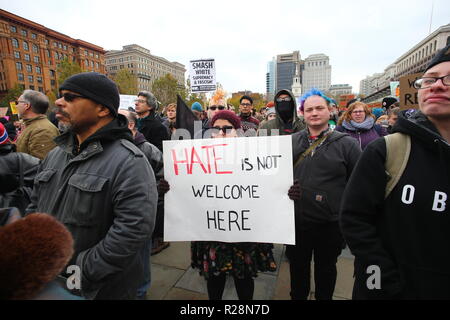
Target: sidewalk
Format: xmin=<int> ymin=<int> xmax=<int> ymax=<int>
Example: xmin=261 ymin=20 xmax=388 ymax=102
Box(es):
xmin=147 ymin=242 xmax=355 ymax=300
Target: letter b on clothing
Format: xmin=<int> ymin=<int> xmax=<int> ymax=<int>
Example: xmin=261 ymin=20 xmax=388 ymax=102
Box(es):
xmin=432 ymin=191 xmax=447 ymax=212
xmin=366 ymin=265 xmax=381 ymax=290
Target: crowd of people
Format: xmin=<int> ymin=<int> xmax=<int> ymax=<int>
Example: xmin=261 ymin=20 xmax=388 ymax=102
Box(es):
xmin=0 ymin=44 xmax=449 ymax=300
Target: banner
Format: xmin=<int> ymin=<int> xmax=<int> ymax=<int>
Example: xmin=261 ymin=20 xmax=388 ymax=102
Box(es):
xmin=119 ymin=94 xmax=137 ymax=110
xmin=189 ymin=59 xmax=216 ymax=93
xmin=163 ymin=136 xmax=295 ymax=244
xmin=399 ymin=73 xmax=422 ymax=110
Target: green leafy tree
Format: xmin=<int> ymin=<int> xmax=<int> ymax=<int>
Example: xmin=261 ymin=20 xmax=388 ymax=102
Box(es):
xmin=113 ymin=69 xmax=138 ymax=94
xmin=56 ymin=57 xmax=83 ymax=87
xmin=151 ymin=73 xmax=185 ymax=108
xmin=0 ymin=83 xmax=24 ymax=119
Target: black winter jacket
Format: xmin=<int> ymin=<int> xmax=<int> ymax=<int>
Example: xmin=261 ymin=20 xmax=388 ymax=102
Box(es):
xmin=137 ymin=111 xmax=170 ymax=151
xmin=292 ymin=129 xmax=361 ymax=226
xmin=340 ymin=110 xmax=450 ymax=299
xmin=134 ymin=131 xmax=163 ymax=180
xmin=26 ymin=115 xmax=157 ymax=299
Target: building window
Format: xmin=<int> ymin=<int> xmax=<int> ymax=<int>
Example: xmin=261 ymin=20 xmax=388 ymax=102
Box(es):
xmin=58 ymin=43 xmax=62 ymax=49
xmin=46 ymin=50 xmax=50 ymax=58
xmin=37 ymin=76 xmax=43 ymax=83
xmin=16 ymin=62 xmax=23 ymax=70
xmin=24 ymin=54 xmax=30 ymax=62
xmin=45 ymin=39 xmax=49 ymax=45
xmin=51 ymin=80 xmax=56 ymax=86
xmin=18 ymin=73 xmax=24 ymax=81
xmin=10 ymin=25 xmax=17 ymax=33
xmin=12 ymin=38 xmax=19 ymax=48
xmin=85 ymin=60 xmax=89 ymax=66
xmin=91 ymin=61 xmax=94 ymax=68
xmin=63 ymin=45 xmax=67 ymax=50
xmin=21 ymin=29 xmax=27 ymax=37
xmin=85 ymin=50 xmax=88 ymax=56
xmin=95 ymin=62 xmax=99 ymax=69
xmin=31 ymin=33 xmax=37 ymax=39
xmin=32 ymin=44 xmax=39 ymax=53
xmin=36 ymin=66 xmax=41 ymax=74
xmin=53 ymin=42 xmax=57 ymax=47
xmin=14 ymin=51 xmax=20 ymax=59
xmin=38 ymin=87 xmax=43 ymax=92
xmin=50 ymin=70 xmax=55 ymax=78
xmin=26 ymin=64 xmax=32 ymax=73
xmin=95 ymin=54 xmax=99 ymax=59
xmin=29 ymin=85 xmax=35 ymax=90
xmin=34 ymin=56 xmax=40 ymax=63
xmin=28 ymin=75 xmax=34 ymax=83
xmin=23 ymin=41 xmax=29 ymax=51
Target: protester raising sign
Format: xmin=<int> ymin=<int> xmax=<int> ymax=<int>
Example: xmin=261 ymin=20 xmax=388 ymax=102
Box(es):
xmin=189 ymin=59 xmax=216 ymax=93
xmin=163 ymin=135 xmax=295 ymax=245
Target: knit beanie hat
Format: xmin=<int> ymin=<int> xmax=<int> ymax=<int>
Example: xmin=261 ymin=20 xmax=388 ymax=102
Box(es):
xmin=0 ymin=123 xmax=9 ymax=145
xmin=191 ymin=102 xmax=203 ymax=112
xmin=382 ymin=96 xmax=398 ymax=109
xmin=266 ymin=107 xmax=276 ymax=116
xmin=59 ymin=72 xmax=120 ymax=117
xmin=210 ymin=110 xmax=241 ymax=129
xmin=424 ymin=44 xmax=450 ymax=72
xmin=266 ymin=101 xmax=275 ymax=108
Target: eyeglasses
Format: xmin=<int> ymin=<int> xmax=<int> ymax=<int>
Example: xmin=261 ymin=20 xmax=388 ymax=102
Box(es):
xmin=276 ymin=96 xmax=292 ymax=102
xmin=240 ymin=103 xmax=252 ymax=107
xmin=135 ymin=99 xmax=147 ymax=104
xmin=352 ymin=110 xmax=365 ymax=114
xmin=58 ymin=92 xmax=86 ymax=102
xmin=212 ymin=125 xmax=234 ymax=133
xmin=413 ymin=75 xmax=450 ymax=89
xmin=209 ymin=106 xmax=225 ymax=111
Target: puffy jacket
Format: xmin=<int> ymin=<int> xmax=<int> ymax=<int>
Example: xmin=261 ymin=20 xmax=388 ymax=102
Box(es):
xmin=15 ymin=115 xmax=59 ymax=160
xmin=292 ymin=129 xmax=361 ymax=224
xmin=26 ymin=115 xmax=157 ymax=299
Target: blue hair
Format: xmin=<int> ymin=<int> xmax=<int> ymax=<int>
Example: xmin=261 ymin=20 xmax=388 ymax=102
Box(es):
xmin=300 ymin=88 xmax=332 ymax=111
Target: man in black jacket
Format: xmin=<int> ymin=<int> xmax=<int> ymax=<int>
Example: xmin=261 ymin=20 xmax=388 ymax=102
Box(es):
xmin=340 ymin=45 xmax=450 ymax=299
xmin=287 ymin=89 xmax=361 ymax=300
xmin=134 ymin=91 xmax=170 ymax=151
xmin=26 ymin=72 xmax=157 ymax=300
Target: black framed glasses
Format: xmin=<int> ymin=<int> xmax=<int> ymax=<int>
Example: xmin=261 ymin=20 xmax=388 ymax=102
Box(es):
xmin=212 ymin=125 xmax=234 ymax=133
xmin=413 ymin=75 xmax=450 ymax=89
xmin=209 ymin=105 xmax=225 ymax=111
xmin=58 ymin=92 xmax=87 ymax=102
xmin=240 ymin=103 xmax=252 ymax=107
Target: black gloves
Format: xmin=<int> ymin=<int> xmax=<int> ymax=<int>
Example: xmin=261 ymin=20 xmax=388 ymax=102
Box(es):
xmin=288 ymin=180 xmax=301 ymax=201
xmin=157 ymin=179 xmax=170 ymax=195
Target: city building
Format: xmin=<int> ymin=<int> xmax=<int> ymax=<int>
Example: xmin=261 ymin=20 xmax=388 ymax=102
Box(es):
xmin=291 ymin=62 xmax=302 ymax=99
xmin=302 ymin=54 xmax=331 ymax=92
xmin=105 ymin=44 xmax=186 ymax=92
xmin=0 ymin=9 xmax=106 ymax=98
xmin=266 ymin=58 xmax=276 ymax=101
xmin=360 ymin=23 xmax=450 ymax=100
xmin=275 ymin=51 xmax=302 ymax=93
xmin=328 ymin=84 xmax=352 ymax=96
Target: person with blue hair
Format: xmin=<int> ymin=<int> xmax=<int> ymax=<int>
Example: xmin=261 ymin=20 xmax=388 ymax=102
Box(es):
xmin=287 ymin=88 xmax=361 ymax=300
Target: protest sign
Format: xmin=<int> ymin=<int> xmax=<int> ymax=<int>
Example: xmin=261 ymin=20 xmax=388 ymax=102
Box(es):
xmin=9 ymin=101 xmax=18 ymax=115
xmin=399 ymin=73 xmax=422 ymax=109
xmin=163 ymin=135 xmax=295 ymax=244
xmin=0 ymin=107 xmax=8 ymax=117
xmin=189 ymin=59 xmax=216 ymax=93
xmin=119 ymin=94 xmax=137 ymax=110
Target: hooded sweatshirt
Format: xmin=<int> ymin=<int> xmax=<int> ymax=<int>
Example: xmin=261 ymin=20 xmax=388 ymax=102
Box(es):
xmin=340 ymin=110 xmax=450 ymax=299
xmin=258 ymin=89 xmax=305 ymax=136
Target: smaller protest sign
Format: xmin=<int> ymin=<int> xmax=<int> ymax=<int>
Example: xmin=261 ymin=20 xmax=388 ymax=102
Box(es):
xmin=189 ymin=59 xmax=216 ymax=93
xmin=119 ymin=94 xmax=137 ymax=110
xmin=399 ymin=73 xmax=422 ymax=110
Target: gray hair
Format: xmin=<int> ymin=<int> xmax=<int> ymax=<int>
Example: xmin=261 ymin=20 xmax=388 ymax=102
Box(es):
xmin=22 ymin=90 xmax=49 ymax=114
xmin=138 ymin=91 xmax=157 ymax=110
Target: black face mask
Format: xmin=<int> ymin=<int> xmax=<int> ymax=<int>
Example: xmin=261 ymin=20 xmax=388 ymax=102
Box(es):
xmin=277 ymin=101 xmax=293 ymax=122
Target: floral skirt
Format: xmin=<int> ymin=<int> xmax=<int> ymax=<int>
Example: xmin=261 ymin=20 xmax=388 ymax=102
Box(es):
xmin=191 ymin=241 xmax=277 ymax=280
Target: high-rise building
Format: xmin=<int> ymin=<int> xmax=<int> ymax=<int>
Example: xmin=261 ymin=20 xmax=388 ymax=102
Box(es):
xmin=275 ymin=51 xmax=301 ymax=93
xmin=266 ymin=58 xmax=276 ymax=101
xmin=302 ymin=54 xmax=331 ymax=92
xmin=0 ymin=9 xmax=106 ymax=98
xmin=105 ymin=44 xmax=185 ymax=92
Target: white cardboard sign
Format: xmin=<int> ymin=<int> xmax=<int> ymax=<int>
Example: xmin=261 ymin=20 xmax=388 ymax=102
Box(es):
xmin=189 ymin=59 xmax=216 ymax=93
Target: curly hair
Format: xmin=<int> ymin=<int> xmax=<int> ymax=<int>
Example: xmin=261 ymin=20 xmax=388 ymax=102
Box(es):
xmin=338 ymin=101 xmax=374 ymax=125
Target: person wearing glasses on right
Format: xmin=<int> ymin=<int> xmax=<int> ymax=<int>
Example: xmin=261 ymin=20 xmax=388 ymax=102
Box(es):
xmin=336 ymin=101 xmax=387 ymax=150
xmin=340 ymin=44 xmax=450 ymax=300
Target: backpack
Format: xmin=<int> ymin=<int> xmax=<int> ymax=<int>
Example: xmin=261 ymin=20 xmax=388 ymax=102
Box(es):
xmin=384 ymin=133 xmax=411 ymax=198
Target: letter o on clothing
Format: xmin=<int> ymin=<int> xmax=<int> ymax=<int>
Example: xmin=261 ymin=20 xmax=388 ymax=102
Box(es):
xmin=401 ymin=185 xmax=415 ymax=205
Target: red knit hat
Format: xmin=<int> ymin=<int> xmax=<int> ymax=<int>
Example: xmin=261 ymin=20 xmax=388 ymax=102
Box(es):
xmin=0 ymin=123 xmax=9 ymax=145
xmin=210 ymin=110 xmax=241 ymax=129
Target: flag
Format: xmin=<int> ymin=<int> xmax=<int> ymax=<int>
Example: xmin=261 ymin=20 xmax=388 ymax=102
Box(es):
xmin=175 ymin=95 xmax=200 ymax=139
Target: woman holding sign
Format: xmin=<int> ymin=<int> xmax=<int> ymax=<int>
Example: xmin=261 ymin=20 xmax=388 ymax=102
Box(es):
xmin=159 ymin=110 xmax=277 ymax=300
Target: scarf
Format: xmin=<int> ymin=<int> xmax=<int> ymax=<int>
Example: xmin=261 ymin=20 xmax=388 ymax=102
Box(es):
xmin=342 ymin=116 xmax=375 ymax=131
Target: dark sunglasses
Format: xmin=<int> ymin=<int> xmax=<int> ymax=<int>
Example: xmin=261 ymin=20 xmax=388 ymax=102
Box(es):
xmin=58 ymin=92 xmax=87 ymax=102
xmin=209 ymin=105 xmax=225 ymax=111
xmin=212 ymin=125 xmax=234 ymax=133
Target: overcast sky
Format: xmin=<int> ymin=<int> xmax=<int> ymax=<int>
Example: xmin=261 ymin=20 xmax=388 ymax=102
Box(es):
xmin=2 ymin=0 xmax=449 ymax=95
